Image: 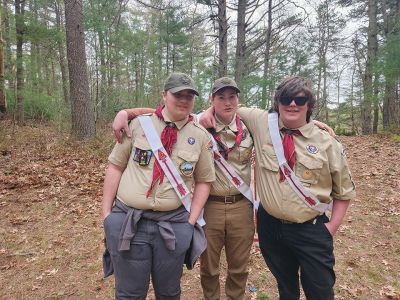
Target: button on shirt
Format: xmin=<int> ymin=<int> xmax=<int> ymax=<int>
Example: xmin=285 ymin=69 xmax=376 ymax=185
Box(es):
xmin=237 ymin=107 xmax=356 ymax=223
xmin=108 ymin=109 xmax=216 ymax=211
xmin=210 ymin=114 xmax=253 ymax=196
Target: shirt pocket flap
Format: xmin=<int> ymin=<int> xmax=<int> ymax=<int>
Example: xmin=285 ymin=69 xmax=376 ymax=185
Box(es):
xmin=260 ymin=145 xmax=279 ymax=172
xmin=239 ymin=137 xmax=253 ymax=149
xmin=133 ymin=138 xmax=151 ymax=150
xmin=297 ymin=155 xmax=323 ymax=170
xmin=177 ymin=149 xmax=199 ymax=162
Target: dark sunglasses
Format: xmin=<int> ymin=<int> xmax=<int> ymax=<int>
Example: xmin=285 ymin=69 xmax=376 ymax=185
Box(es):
xmin=279 ymin=96 xmax=309 ymax=106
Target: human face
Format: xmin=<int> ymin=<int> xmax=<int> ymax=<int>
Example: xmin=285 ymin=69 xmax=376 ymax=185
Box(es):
xmin=278 ymin=91 xmax=309 ymax=128
xmin=162 ymin=90 xmax=195 ymax=121
xmin=211 ymin=88 xmax=239 ymax=124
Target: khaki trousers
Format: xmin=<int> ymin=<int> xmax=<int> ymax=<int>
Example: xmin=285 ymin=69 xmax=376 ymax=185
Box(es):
xmin=200 ymin=198 xmax=255 ymax=300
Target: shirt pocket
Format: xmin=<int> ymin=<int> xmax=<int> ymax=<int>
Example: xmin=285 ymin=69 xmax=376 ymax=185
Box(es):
xmin=260 ymin=145 xmax=279 ymax=172
xmin=132 ymin=139 xmax=153 ymax=167
xmin=175 ymin=149 xmax=200 ymax=178
xmin=238 ymin=138 xmax=253 ymax=164
xmin=295 ymin=154 xmax=323 ymax=186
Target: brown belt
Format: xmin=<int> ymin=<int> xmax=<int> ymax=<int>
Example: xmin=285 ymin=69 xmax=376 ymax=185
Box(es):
xmin=208 ymin=194 xmax=245 ymax=204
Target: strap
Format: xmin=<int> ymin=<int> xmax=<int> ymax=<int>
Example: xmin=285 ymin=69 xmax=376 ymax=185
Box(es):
xmin=268 ymin=112 xmax=330 ymax=214
xmin=209 ymin=136 xmax=259 ymax=209
xmin=138 ymin=116 xmax=205 ymax=226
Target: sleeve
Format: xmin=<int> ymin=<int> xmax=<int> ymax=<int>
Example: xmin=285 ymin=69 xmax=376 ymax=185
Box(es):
xmin=193 ymin=133 xmax=216 ymax=183
xmin=329 ymin=139 xmax=356 ymax=200
xmin=237 ymin=107 xmax=265 ymax=134
xmin=108 ymin=122 xmax=136 ymax=169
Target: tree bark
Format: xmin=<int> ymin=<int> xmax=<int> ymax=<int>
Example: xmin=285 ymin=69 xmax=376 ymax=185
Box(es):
xmin=0 ymin=8 xmax=6 ymax=114
xmin=362 ymin=0 xmax=377 ymax=134
xmin=217 ymin=0 xmax=228 ymax=77
xmin=55 ymin=0 xmax=70 ymax=104
xmin=234 ymin=0 xmax=246 ymax=87
xmin=260 ymin=0 xmax=272 ymax=110
xmin=15 ymin=0 xmax=25 ymax=124
xmin=64 ymin=0 xmax=95 ymax=139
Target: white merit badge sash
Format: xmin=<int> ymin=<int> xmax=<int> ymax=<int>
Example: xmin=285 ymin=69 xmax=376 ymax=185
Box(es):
xmin=138 ymin=116 xmax=205 ymax=226
xmin=210 ymin=136 xmax=259 ymax=209
xmin=268 ymin=112 xmax=330 ymax=214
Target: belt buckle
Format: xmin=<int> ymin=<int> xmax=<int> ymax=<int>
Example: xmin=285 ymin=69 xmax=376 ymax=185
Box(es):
xmin=224 ymin=196 xmax=234 ymax=204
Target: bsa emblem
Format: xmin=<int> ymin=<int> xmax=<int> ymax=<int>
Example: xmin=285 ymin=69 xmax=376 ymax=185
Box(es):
xmin=179 ymin=161 xmax=194 ymax=176
xmin=180 ymin=75 xmax=191 ymax=85
xmin=187 ymin=137 xmax=195 ymax=145
xmin=306 ymin=144 xmax=319 ymax=154
xmin=221 ymin=78 xmax=231 ymax=84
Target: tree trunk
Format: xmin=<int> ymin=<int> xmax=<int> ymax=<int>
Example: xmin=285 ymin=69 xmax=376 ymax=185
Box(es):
xmin=64 ymin=0 xmax=95 ymax=139
xmin=234 ymin=0 xmax=246 ymax=87
xmin=362 ymin=0 xmax=377 ymax=134
xmin=0 ymin=8 xmax=6 ymax=114
xmin=55 ymin=0 xmax=69 ymax=104
xmin=217 ymin=0 xmax=228 ymax=77
xmin=260 ymin=0 xmax=272 ymax=110
xmin=15 ymin=0 xmax=25 ymax=125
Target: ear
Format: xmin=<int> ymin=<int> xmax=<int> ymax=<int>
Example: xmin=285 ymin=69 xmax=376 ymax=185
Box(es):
xmin=161 ymin=91 xmax=167 ymax=102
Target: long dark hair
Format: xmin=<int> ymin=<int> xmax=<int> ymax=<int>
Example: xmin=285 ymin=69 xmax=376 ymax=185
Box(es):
xmin=273 ymin=76 xmax=316 ymax=122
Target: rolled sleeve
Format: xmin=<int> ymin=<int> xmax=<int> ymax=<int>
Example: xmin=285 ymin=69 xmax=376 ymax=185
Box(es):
xmin=194 ymin=134 xmax=216 ymax=183
xmin=108 ymin=123 xmax=135 ymax=169
xmin=330 ymin=140 xmax=356 ymax=200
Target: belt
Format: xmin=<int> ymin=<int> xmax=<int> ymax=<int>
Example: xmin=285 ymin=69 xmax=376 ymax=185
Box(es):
xmin=208 ymin=194 xmax=245 ymax=204
xmin=277 ymin=214 xmax=323 ymax=225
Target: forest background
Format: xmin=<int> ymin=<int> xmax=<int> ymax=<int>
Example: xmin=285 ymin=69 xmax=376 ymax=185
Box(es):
xmin=0 ymin=0 xmax=399 ymax=136
xmin=0 ymin=0 xmax=400 ymax=299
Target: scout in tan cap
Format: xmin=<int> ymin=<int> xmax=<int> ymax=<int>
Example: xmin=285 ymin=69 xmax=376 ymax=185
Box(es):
xmin=199 ymin=76 xmax=355 ymax=299
xmin=102 ymin=72 xmax=215 ymax=299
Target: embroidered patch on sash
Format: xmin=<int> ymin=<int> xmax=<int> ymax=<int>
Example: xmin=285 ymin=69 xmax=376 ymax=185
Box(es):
xmin=179 ymin=161 xmax=194 ymax=176
xmin=133 ymin=148 xmax=152 ymax=166
xmin=306 ymin=144 xmax=319 ymax=154
xmin=188 ymin=137 xmax=195 ymax=145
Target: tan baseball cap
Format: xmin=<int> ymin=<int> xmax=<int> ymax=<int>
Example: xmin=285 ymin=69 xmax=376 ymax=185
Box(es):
xmin=212 ymin=77 xmax=240 ymax=95
xmin=164 ymin=72 xmax=199 ymax=96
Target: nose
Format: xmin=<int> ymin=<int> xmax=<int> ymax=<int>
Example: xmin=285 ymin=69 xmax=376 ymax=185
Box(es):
xmin=289 ymin=99 xmax=296 ymax=106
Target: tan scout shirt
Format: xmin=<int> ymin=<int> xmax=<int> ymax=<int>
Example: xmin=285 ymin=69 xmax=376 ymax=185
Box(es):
xmin=108 ymin=109 xmax=216 ymax=211
xmin=238 ymin=107 xmax=356 ymax=223
xmin=210 ymin=114 xmax=253 ymax=196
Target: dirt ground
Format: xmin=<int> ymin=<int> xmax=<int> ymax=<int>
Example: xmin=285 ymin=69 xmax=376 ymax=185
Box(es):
xmin=0 ymin=119 xmax=399 ymax=300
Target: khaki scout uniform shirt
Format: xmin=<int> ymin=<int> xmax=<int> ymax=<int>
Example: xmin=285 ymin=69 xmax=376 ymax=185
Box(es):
xmin=109 ymin=109 xmax=216 ymax=211
xmin=210 ymin=114 xmax=253 ymax=196
xmin=238 ymin=107 xmax=356 ymax=223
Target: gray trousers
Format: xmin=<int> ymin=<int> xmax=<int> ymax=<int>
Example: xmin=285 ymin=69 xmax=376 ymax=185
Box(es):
xmin=104 ymin=210 xmax=194 ymax=300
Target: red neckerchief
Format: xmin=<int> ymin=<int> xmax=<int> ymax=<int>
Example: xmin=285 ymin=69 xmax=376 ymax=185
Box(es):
xmin=279 ymin=128 xmax=302 ymax=182
xmin=209 ymin=115 xmax=243 ymax=160
xmin=146 ymin=105 xmax=193 ymax=198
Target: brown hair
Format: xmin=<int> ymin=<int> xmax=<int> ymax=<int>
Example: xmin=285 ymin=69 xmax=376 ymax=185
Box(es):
xmin=273 ymin=76 xmax=316 ymax=121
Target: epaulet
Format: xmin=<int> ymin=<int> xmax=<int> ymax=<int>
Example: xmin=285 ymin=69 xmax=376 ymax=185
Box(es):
xmin=192 ymin=117 xmax=211 ymax=135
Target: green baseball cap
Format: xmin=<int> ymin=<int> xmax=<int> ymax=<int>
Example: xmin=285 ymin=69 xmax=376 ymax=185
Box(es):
xmin=164 ymin=72 xmax=199 ymax=96
xmin=212 ymin=77 xmax=240 ymax=95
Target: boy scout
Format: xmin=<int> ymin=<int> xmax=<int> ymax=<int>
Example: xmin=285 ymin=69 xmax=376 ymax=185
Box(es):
xmin=102 ymin=72 xmax=215 ymax=299
xmin=112 ymin=77 xmax=255 ymax=300
xmin=200 ymin=76 xmax=356 ymax=299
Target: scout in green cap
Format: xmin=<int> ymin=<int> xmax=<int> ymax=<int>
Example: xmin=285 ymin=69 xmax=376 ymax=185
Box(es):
xmin=102 ymin=72 xmax=215 ymax=299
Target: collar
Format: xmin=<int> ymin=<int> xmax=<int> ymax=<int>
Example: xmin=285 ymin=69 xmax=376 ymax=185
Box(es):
xmin=215 ymin=113 xmax=238 ymax=133
xmin=162 ymin=108 xmax=189 ymax=130
xmin=279 ymin=117 xmax=314 ymax=138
